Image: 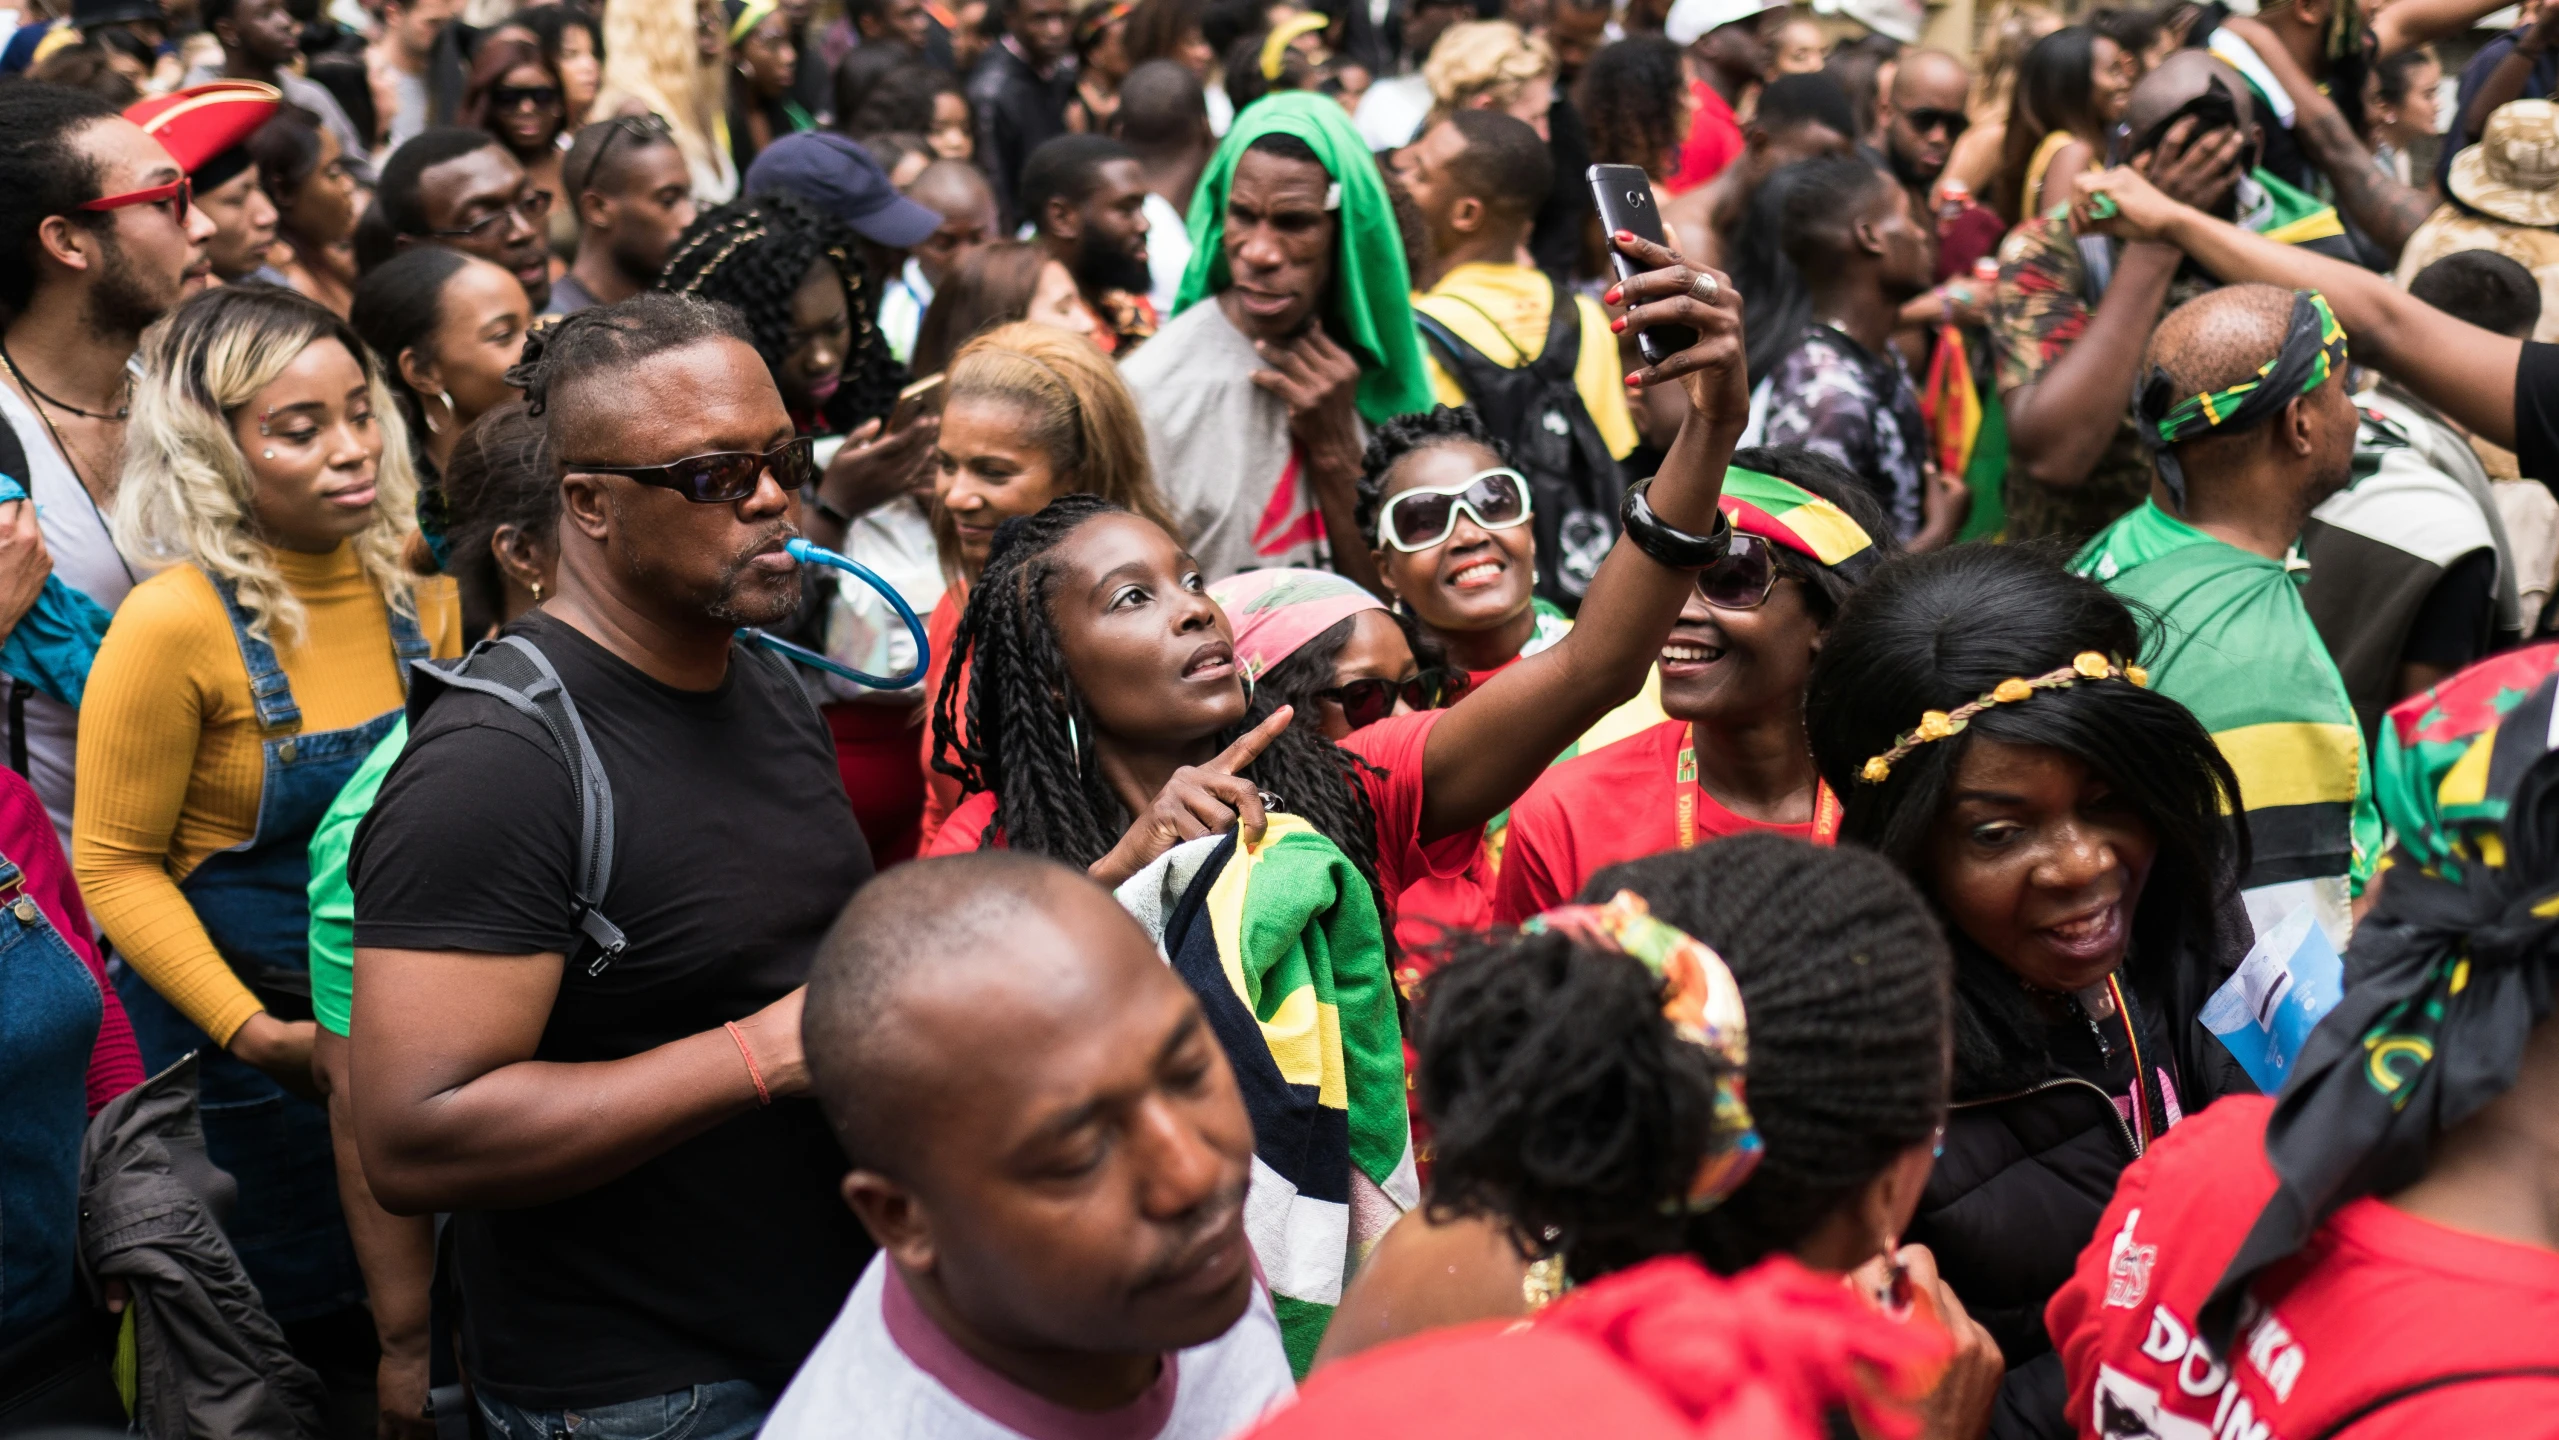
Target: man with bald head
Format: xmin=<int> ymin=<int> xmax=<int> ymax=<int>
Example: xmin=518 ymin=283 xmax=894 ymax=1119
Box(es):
xmin=879 ymin=159 xmax=997 ymax=364
xmin=1993 ymin=51 xmax=2356 ymax=545
xmin=350 ymin=294 xmax=875 ymax=1436
xmin=767 ymin=852 xmax=1293 ymax=1439
xmin=2073 ymin=281 xmax=2376 ymax=946
xmin=1881 ymin=49 xmax=2004 ymax=277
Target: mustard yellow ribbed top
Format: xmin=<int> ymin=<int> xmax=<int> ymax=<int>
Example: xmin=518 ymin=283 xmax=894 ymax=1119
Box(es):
xmin=73 ymin=544 xmax=461 ymax=1046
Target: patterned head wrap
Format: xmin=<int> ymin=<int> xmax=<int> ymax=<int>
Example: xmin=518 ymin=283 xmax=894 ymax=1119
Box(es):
xmin=1524 ymin=891 xmax=1763 ymax=1210
xmin=2136 ymin=289 xmax=2347 ymax=508
xmin=2199 ymin=641 xmax=2559 ymax=1343
xmin=1717 ymin=467 xmax=1878 ymax=580
xmin=1210 ymin=568 xmax=1387 ymax=684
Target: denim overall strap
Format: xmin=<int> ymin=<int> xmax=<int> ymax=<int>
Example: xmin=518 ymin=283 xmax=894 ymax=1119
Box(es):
xmin=204 ymin=574 xmax=301 ymax=733
xmin=387 ymin=591 xmax=429 ymax=685
xmin=0 ymin=853 xmax=105 ymax=1351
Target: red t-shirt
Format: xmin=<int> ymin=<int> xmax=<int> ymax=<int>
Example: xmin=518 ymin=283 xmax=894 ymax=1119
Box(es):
xmin=1663 ymin=80 xmax=1744 ymax=195
xmin=913 ymin=591 xmax=967 ymax=846
xmin=2049 ymin=1095 xmax=2559 ymax=1439
xmin=1491 ymin=719 xmax=1818 ymax=924
xmin=925 ymin=709 xmax=1487 ymax=953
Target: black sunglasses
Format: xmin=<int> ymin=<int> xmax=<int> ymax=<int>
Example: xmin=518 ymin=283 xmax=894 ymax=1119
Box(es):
xmin=1901 ymin=106 xmax=1971 ymax=139
xmin=1694 ymin=532 xmax=1780 ymax=610
xmin=492 ymin=83 xmax=562 ymax=110
xmin=567 ymin=437 xmax=817 ymax=502
xmin=1316 ymin=668 xmax=1471 ymax=731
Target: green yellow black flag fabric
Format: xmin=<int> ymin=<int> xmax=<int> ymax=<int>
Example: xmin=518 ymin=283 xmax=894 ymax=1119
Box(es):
xmin=2074 ymin=501 xmax=2379 ymax=927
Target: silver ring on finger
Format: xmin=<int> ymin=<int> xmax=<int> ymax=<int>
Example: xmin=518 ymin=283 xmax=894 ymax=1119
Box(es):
xmin=1687 ymin=269 xmax=1721 ymax=303
xmin=1258 ymin=790 xmax=1283 ymax=812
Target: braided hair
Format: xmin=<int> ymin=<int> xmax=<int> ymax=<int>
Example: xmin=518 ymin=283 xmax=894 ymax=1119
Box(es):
xmin=931 ymin=495 xmax=1387 ymax=915
xmin=654 ymin=190 xmax=903 ymax=423
xmin=1355 ymin=404 xmax=1511 ymax=543
xmin=1418 ymin=833 xmax=1951 ymax=1283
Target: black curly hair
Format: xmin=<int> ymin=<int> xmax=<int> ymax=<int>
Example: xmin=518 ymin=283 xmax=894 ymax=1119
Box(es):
xmin=1418 ymin=832 xmax=1952 ymax=1283
xmin=1803 ymin=544 xmax=2247 ymax=1103
xmin=654 ymin=190 xmax=903 ymax=424
xmin=1354 ymin=405 xmax=1513 ymax=545
xmin=442 ymin=398 xmax=561 ymax=638
xmin=1576 ymin=35 xmax=1689 ymax=181
xmin=931 ymin=494 xmax=1387 ymax=918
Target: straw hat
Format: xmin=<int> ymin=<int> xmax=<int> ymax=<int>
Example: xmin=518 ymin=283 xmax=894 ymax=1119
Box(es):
xmin=2449 ymin=99 xmax=2559 ymax=228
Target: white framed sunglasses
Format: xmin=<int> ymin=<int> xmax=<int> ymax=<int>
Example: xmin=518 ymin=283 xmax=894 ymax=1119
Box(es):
xmin=1376 ymin=466 xmax=1535 ymax=552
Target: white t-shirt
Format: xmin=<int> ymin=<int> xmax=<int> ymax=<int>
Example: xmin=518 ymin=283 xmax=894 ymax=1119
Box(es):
xmin=761 ymin=1253 xmax=1293 ymax=1440
xmin=0 ymin=379 xmax=139 ymax=851
xmin=1142 ymin=191 xmax=1192 ymax=320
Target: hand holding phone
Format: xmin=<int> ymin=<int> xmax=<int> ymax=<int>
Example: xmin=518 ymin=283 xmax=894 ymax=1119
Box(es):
xmin=1587 ymin=164 xmax=1698 ymax=365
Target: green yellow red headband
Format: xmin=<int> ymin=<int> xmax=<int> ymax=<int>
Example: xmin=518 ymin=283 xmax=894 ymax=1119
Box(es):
xmin=1716 ymin=467 xmax=1877 ymax=580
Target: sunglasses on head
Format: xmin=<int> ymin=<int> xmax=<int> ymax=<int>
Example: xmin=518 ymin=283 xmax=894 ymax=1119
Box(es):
xmin=1377 ymin=467 xmax=1533 ymax=552
xmin=492 ymin=83 xmax=562 ymax=110
xmin=80 ymin=175 xmax=192 ymax=226
xmin=1317 ymin=667 xmax=1471 ymax=730
xmin=567 ymin=437 xmax=818 ymax=502
xmin=1694 ymin=532 xmax=1784 ymax=610
xmin=1901 ymin=106 xmax=1970 ymax=139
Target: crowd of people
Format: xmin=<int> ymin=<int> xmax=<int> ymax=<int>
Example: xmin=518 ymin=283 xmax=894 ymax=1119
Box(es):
xmin=6 ymin=0 xmax=2559 ymax=1432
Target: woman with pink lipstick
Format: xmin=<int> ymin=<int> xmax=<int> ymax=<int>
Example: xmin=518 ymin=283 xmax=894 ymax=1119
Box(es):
xmin=1492 ymin=446 xmax=1893 ymax=923
xmin=1803 ymin=543 xmax=2254 ymax=1435
xmin=922 ymin=230 xmax=1752 ymax=958
xmin=73 ymin=285 xmax=463 ymax=1356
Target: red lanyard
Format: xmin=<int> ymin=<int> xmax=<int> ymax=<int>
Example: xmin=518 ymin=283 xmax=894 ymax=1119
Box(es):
xmin=1675 ymin=725 xmax=1841 ymax=849
xmin=2109 ymin=972 xmax=2151 ymax=1153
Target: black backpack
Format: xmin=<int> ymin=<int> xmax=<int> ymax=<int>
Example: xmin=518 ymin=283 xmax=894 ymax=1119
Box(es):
xmin=1413 ymin=279 xmax=1627 ymax=613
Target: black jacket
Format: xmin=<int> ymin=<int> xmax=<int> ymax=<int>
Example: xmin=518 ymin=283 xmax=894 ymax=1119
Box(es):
xmin=1907 ymin=917 xmax=2254 ymax=1440
xmin=967 ymin=40 xmax=1075 ymax=232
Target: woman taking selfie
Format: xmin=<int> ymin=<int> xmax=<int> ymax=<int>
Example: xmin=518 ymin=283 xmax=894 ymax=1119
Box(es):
xmin=922 ymin=235 xmax=1749 ymax=953
xmin=1803 ymin=543 xmax=2252 ymax=1431
xmin=74 ymin=286 xmax=462 ymax=1360
xmin=911 ymin=320 xmax=1179 ymax=845
xmin=350 ymin=247 xmax=534 ymax=482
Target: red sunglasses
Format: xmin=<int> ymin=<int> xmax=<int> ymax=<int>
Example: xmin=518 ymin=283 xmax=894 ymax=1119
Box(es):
xmin=79 ymin=176 xmax=192 ymax=225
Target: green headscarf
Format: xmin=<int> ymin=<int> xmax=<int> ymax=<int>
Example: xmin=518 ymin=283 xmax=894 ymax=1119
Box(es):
xmin=1173 ymin=92 xmax=1434 ymax=425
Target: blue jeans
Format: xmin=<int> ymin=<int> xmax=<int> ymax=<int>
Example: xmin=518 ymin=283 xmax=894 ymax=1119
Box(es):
xmin=474 ymin=1380 xmax=771 ymax=1440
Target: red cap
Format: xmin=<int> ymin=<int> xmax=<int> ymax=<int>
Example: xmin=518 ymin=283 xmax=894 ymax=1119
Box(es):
xmin=123 ymin=82 xmax=282 ymax=187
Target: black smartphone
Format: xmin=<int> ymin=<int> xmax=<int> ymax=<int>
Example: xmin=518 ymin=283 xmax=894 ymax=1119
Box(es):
xmin=1587 ymin=163 xmax=1698 ymax=365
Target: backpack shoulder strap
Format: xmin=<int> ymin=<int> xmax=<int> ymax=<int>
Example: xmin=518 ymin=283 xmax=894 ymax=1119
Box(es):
xmin=1529 ymin=280 xmax=1585 ymax=385
xmin=406 ymin=634 xmax=627 ymax=975
xmin=1413 ymin=304 xmax=1511 ymax=396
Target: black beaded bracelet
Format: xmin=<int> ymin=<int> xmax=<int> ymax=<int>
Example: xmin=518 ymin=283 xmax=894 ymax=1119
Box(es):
xmin=1619 ymin=475 xmax=1733 ymax=569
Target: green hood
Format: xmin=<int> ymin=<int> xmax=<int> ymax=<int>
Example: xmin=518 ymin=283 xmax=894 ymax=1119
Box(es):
xmin=1173 ymin=92 xmax=1434 ymax=426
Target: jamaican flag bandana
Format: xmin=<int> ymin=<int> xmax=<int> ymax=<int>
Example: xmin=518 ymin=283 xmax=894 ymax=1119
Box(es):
xmin=2198 ymin=642 xmax=2559 ymax=1344
xmin=2138 ymin=288 xmax=2346 ymax=508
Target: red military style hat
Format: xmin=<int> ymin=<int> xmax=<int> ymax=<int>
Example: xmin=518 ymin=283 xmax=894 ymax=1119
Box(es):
xmin=124 ymin=81 xmax=282 ymax=193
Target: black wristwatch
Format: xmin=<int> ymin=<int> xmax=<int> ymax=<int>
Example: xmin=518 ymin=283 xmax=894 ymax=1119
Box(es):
xmin=1619 ymin=476 xmax=1732 ymax=569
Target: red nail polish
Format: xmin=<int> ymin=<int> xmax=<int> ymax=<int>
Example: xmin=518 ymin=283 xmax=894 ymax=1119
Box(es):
xmin=1625 ymin=373 xmax=1643 ymax=387
xmin=1615 ymin=230 xmax=1633 ymax=242
xmin=1609 ymin=317 xmax=1625 ymax=333
xmin=1603 ymin=287 xmax=1621 ymax=305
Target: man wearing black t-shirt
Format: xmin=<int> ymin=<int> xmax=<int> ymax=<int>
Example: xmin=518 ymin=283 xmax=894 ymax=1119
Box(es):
xmin=2079 ymin=164 xmax=2559 ymax=508
xmin=347 ymin=294 xmax=874 ymax=1439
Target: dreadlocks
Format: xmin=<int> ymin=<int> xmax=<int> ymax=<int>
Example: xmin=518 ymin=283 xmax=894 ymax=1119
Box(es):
xmin=931 ymin=495 xmax=1387 ymax=917
xmin=654 ymin=190 xmax=904 ymax=423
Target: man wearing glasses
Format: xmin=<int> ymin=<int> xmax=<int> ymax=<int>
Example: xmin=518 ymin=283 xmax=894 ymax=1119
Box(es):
xmin=349 ymin=293 xmax=875 ymax=1438
xmin=0 ymin=83 xmax=216 ymax=848
xmin=375 ymin=126 xmax=554 ymax=310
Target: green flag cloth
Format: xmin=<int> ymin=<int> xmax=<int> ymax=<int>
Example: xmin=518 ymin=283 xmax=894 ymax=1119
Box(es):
xmin=1172 ymin=92 xmax=1435 ymax=425
xmin=2073 ymin=500 xmax=2380 ymax=899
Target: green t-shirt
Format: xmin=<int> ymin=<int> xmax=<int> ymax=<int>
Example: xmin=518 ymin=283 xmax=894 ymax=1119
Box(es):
xmin=306 ymin=719 xmax=406 ymax=1037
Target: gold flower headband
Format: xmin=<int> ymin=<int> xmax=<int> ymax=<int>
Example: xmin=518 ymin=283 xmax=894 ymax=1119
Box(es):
xmin=1859 ymin=651 xmax=2147 ymax=784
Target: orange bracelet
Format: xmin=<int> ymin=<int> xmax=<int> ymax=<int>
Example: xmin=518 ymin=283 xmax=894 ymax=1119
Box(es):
xmin=724 ymin=1021 xmax=771 ymax=1107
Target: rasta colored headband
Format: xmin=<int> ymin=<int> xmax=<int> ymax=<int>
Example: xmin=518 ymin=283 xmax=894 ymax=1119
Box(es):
xmin=1859 ymin=651 xmax=2147 ymax=785
xmin=1523 ymin=891 xmax=1763 ymax=1211
xmin=1717 ymin=467 xmax=1877 ymax=580
xmin=728 ymin=0 xmax=779 ymax=42
xmin=2138 ymin=289 xmax=2347 ymax=508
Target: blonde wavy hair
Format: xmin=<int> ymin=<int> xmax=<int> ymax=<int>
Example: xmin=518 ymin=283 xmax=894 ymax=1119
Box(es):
xmin=1425 ymin=21 xmax=1555 ymax=122
xmin=596 ymin=0 xmax=735 ymax=200
xmin=118 ymin=286 xmax=420 ymax=650
xmin=934 ymin=321 xmax=1179 ymax=583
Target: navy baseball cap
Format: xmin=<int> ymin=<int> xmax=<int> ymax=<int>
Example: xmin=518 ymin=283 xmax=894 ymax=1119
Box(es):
xmin=746 ymin=132 xmax=942 ymax=249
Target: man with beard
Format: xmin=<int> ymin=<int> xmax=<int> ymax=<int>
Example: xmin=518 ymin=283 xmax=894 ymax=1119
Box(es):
xmin=1880 ymin=48 xmax=2003 ymax=276
xmin=127 ymin=82 xmax=286 ymax=289
xmin=763 ymin=852 xmax=1293 ymax=1439
xmin=1993 ymin=52 xmax=2352 ymax=546
xmin=1021 ymin=132 xmax=1156 ymax=354
xmin=374 ymin=127 xmax=555 ymax=311
xmin=349 ymin=293 xmax=875 ymax=1437
xmin=0 ymin=82 xmax=216 ymax=847
xmin=553 ymin=115 xmax=700 ymax=315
